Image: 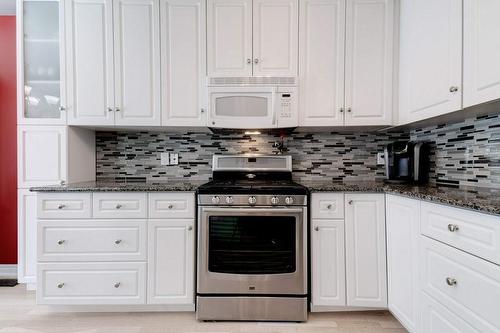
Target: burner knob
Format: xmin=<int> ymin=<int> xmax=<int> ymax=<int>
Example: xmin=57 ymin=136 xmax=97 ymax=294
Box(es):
xmin=211 ymin=196 xmax=220 ymax=204
xmin=270 ymin=196 xmax=279 ymax=205
xmin=285 ymin=196 xmax=294 ymax=205
xmin=248 ymin=196 xmax=257 ymax=205
xmin=225 ymin=196 xmax=234 ymax=204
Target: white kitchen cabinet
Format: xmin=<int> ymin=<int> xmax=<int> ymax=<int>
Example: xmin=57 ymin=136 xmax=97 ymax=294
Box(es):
xmin=207 ymin=0 xmax=297 ymax=77
xmin=252 ymin=0 xmax=298 ymax=76
xmin=345 ymin=193 xmax=387 ymax=308
xmin=161 ymin=0 xmax=207 ymax=126
xmin=207 ymin=0 xmax=252 ymax=77
xmin=386 ymin=195 xmax=420 ymax=333
xmin=463 ymin=0 xmax=500 ymax=108
xmin=148 ymin=219 xmax=195 ymax=305
xmin=344 ymin=0 xmax=394 ymax=126
xmin=17 ymin=189 xmax=38 ymax=288
xmin=18 ymin=0 xmax=67 ymax=125
xmin=311 ymin=219 xmax=346 ymax=309
xmin=17 ymin=125 xmax=67 ymax=188
xmin=298 ymin=0 xmax=345 ymax=127
xmin=65 ymin=0 xmax=115 ymax=126
xmin=113 ymin=0 xmax=161 ymax=126
xmin=398 ymin=0 xmax=462 ymax=124
xmin=92 ymin=192 xmax=148 ymax=219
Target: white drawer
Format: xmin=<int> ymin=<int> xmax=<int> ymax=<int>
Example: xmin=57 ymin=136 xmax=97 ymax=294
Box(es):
xmin=38 ymin=193 xmax=92 ymax=219
xmin=149 ymin=192 xmax=195 ymax=219
xmin=311 ymin=193 xmax=344 ymax=219
xmin=38 ymin=220 xmax=147 ymax=262
xmin=37 ymin=262 xmax=146 ymax=305
xmin=93 ymin=193 xmax=147 ymax=219
xmin=421 ymin=201 xmax=500 ymax=265
xmin=420 ymin=236 xmax=500 ymax=332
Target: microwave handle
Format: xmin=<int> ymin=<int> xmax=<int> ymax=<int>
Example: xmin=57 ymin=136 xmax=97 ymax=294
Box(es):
xmin=272 ymin=87 xmax=278 ymax=126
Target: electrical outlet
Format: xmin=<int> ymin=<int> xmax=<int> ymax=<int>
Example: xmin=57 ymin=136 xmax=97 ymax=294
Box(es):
xmin=170 ymin=153 xmax=179 ymax=165
xmin=377 ymin=152 xmax=385 ymax=165
xmin=160 ymin=152 xmax=170 ymax=166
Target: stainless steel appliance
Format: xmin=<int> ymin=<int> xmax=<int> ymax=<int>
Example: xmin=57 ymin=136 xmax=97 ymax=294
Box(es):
xmin=196 ymin=155 xmax=308 ymax=322
xmin=384 ymin=141 xmax=430 ymax=184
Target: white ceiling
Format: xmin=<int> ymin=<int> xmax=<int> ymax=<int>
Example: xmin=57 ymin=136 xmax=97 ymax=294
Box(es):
xmin=0 ymin=0 xmax=15 ymax=15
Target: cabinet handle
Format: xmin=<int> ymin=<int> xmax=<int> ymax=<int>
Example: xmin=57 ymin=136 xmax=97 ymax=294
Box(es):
xmin=168 ymin=204 xmax=174 ymax=209
xmin=327 ymin=204 xmax=332 ymax=209
xmin=314 ymin=226 xmax=319 ymax=231
xmin=347 ymin=107 xmax=352 ymax=113
xmin=115 ymin=107 xmax=120 ymax=112
xmin=60 ymin=180 xmax=66 ymax=186
xmin=254 ymin=58 xmax=259 ymax=64
xmin=57 ymin=283 xmax=65 ymax=289
xmin=449 ymin=86 xmax=459 ymax=93
xmin=447 ymin=224 xmax=459 ymax=232
xmin=57 ymin=240 xmax=65 ymax=245
xmin=58 ymin=204 xmax=66 ymax=210
xmin=107 ymin=107 xmax=114 ymax=112
xmin=114 ymin=239 xmax=122 ymax=245
xmin=200 ymin=108 xmax=205 ymax=113
xmin=348 ymin=200 xmax=353 ymax=205
xmin=188 ymin=226 xmax=193 ymax=231
xmin=446 ymin=277 xmax=457 ymax=286
xmin=115 ymin=204 xmax=122 ymax=209
xmin=114 ymin=282 xmax=121 ymax=288
xmin=339 ymin=108 xmax=344 ymax=113
xmin=246 ymin=58 xmax=252 ymax=64
xmin=58 ymin=106 xmax=66 ymax=111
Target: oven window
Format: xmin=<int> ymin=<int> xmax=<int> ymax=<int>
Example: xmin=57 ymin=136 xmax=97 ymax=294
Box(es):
xmin=208 ymin=216 xmax=296 ymax=274
xmin=215 ymin=96 xmax=268 ymax=117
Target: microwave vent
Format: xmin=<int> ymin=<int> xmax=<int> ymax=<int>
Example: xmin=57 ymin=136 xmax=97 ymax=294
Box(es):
xmin=208 ymin=76 xmax=297 ymax=86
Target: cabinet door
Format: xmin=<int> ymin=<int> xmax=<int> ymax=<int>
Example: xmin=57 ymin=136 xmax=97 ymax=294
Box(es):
xmin=298 ymin=0 xmax=345 ymax=127
xmin=398 ymin=0 xmax=462 ymax=124
xmin=161 ymin=0 xmax=207 ymax=126
xmin=114 ymin=0 xmax=161 ymax=126
xmin=386 ymin=195 xmax=420 ymax=333
xmin=65 ymin=0 xmax=115 ymax=125
xmin=253 ymin=0 xmax=298 ymax=76
xmin=17 ymin=189 xmax=38 ymax=286
xmin=344 ymin=0 xmax=394 ymax=126
xmin=463 ymin=0 xmax=500 ymax=108
xmin=345 ymin=193 xmax=387 ymax=308
xmin=19 ymin=0 xmax=67 ymax=125
xmin=17 ymin=125 xmax=67 ymax=188
xmin=311 ymin=219 xmax=346 ymax=309
xmin=207 ymin=0 xmax=252 ymax=77
xmin=148 ymin=219 xmax=195 ymax=305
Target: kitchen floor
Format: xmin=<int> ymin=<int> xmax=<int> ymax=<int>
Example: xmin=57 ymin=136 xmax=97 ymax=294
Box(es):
xmin=0 ymin=285 xmax=407 ymax=333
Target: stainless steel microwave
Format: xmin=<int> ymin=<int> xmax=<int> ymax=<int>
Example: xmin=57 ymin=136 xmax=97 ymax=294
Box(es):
xmin=206 ymin=77 xmax=298 ymax=129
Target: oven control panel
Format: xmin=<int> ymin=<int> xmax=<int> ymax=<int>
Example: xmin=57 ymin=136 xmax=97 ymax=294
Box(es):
xmin=198 ymin=194 xmax=307 ymax=207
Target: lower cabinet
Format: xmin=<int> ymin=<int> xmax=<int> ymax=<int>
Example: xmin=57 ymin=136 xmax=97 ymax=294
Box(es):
xmin=17 ymin=189 xmax=38 ymax=288
xmin=148 ymin=218 xmax=195 ymax=304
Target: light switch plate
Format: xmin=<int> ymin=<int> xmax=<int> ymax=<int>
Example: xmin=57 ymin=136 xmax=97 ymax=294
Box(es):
xmin=160 ymin=153 xmax=170 ymax=165
xmin=377 ymin=152 xmax=385 ymax=165
xmin=170 ymin=153 xmax=179 ymax=165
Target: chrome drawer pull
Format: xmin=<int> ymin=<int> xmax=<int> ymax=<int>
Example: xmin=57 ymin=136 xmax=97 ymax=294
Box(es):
xmin=57 ymin=240 xmax=65 ymax=245
xmin=188 ymin=226 xmax=193 ymax=231
xmin=348 ymin=200 xmax=353 ymax=205
xmin=168 ymin=204 xmax=174 ymax=209
xmin=446 ymin=277 xmax=457 ymax=286
xmin=326 ymin=204 xmax=332 ymax=209
xmin=115 ymin=204 xmax=122 ymax=209
xmin=314 ymin=226 xmax=319 ymax=231
xmin=58 ymin=204 xmax=66 ymax=210
xmin=57 ymin=283 xmax=65 ymax=289
xmin=449 ymin=86 xmax=459 ymax=93
xmin=114 ymin=239 xmax=122 ymax=245
xmin=114 ymin=282 xmax=121 ymax=288
xmin=447 ymin=224 xmax=459 ymax=232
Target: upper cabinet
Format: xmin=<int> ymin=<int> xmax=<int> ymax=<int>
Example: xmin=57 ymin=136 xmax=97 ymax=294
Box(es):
xmin=299 ymin=0 xmax=395 ymax=127
xmin=161 ymin=0 xmax=207 ymax=126
xmin=398 ymin=0 xmax=462 ymax=124
xmin=207 ymin=0 xmax=298 ymax=77
xmin=18 ymin=0 xmax=67 ymax=125
xmin=463 ymin=0 xmax=500 ymax=108
xmin=65 ymin=0 xmax=161 ymax=126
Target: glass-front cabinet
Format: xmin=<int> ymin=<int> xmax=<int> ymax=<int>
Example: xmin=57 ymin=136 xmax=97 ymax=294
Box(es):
xmin=19 ymin=0 xmax=66 ymax=124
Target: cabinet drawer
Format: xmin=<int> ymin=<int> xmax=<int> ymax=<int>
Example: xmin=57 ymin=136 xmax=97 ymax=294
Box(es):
xmin=149 ymin=192 xmax=195 ymax=219
xmin=93 ymin=193 xmax=147 ymax=219
xmin=38 ymin=220 xmax=147 ymax=262
xmin=38 ymin=193 xmax=92 ymax=219
xmin=37 ymin=262 xmax=146 ymax=305
xmin=311 ymin=193 xmax=344 ymax=219
xmin=420 ymin=237 xmax=500 ymax=332
xmin=421 ymin=201 xmax=500 ymax=265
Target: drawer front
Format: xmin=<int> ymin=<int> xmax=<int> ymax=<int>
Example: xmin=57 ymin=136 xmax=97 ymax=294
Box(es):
xmin=149 ymin=192 xmax=195 ymax=219
xmin=37 ymin=262 xmax=146 ymax=305
xmin=38 ymin=193 xmax=92 ymax=219
xmin=421 ymin=201 xmax=500 ymax=265
xmin=311 ymin=193 xmax=344 ymax=219
xmin=38 ymin=220 xmax=147 ymax=262
xmin=93 ymin=193 xmax=147 ymax=219
xmin=420 ymin=236 xmax=500 ymax=332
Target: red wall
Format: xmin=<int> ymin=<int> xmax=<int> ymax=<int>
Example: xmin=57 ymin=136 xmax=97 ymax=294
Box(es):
xmin=0 ymin=16 xmax=18 ymax=264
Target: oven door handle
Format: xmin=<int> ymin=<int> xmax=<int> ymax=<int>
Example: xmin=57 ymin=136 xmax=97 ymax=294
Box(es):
xmin=200 ymin=207 xmax=305 ymax=214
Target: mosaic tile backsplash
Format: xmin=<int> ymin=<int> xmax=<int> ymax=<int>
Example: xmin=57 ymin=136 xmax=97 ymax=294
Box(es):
xmin=96 ymin=113 xmax=500 ymax=188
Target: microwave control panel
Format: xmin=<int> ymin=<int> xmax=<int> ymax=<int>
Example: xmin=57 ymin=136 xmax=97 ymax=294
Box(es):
xmin=279 ymin=93 xmax=292 ymax=118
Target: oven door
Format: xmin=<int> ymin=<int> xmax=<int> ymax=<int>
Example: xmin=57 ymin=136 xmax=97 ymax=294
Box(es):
xmin=197 ymin=207 xmax=307 ymax=295
xmin=207 ymin=86 xmax=277 ymax=129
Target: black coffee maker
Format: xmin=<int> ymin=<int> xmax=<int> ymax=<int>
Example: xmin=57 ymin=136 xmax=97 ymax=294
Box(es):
xmin=384 ymin=141 xmax=430 ymax=184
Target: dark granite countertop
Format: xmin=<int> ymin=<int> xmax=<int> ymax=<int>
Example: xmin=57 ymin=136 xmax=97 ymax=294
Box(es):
xmin=30 ymin=180 xmax=205 ymax=192
xmin=302 ymin=180 xmax=500 ymax=216
xmin=31 ymin=180 xmax=500 ymax=216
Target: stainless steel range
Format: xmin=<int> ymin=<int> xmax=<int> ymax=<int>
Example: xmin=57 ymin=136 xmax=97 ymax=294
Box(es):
xmin=196 ymin=155 xmax=308 ymax=322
